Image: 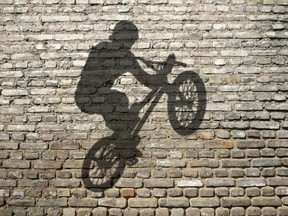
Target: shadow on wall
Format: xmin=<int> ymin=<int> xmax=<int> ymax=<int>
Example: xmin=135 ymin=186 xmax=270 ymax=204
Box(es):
xmin=75 ymin=20 xmax=207 ymax=191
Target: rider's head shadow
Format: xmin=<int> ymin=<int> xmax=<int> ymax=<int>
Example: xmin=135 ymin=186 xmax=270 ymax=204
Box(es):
xmin=109 ymin=21 xmax=139 ymax=49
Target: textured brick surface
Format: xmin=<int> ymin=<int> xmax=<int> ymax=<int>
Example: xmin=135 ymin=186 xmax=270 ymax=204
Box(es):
xmin=0 ymin=0 xmax=288 ymax=215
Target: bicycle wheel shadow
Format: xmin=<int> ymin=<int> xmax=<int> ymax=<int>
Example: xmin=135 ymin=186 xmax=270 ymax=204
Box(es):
xmin=82 ymin=135 xmax=141 ymax=192
xmin=75 ymin=20 xmax=207 ymax=191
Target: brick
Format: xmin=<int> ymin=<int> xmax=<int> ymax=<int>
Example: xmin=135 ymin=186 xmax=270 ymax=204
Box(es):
xmin=3 ymin=160 xmax=30 ymax=169
xmin=6 ymin=198 xmax=35 ymax=207
xmin=268 ymin=140 xmax=287 ymax=148
xmin=120 ymin=188 xmax=135 ymax=197
xmin=38 ymin=198 xmax=67 ymax=207
xmin=221 ymin=197 xmax=250 ymax=207
xmin=68 ymin=198 xmax=97 ymax=207
xmin=115 ymin=179 xmax=142 ymax=188
xmin=177 ymin=142 xmax=204 ymax=149
xmin=251 ymin=158 xmax=281 ymax=167
xmin=206 ymin=179 xmax=235 ymax=187
xmin=20 ymin=143 xmax=48 ymax=150
xmin=0 ymin=143 xmax=18 ymax=150
xmin=222 ymin=159 xmax=249 ymax=168
xmin=268 ymin=178 xmax=288 ymax=186
xmin=0 ymin=180 xmax=16 ymax=187
xmin=220 ymin=50 xmax=248 ymax=56
xmin=144 ymin=179 xmax=173 ymax=188
xmin=157 ymin=160 xmax=186 ymax=167
xmin=6 ymin=125 xmax=35 ymax=132
xmin=205 ymin=140 xmax=234 ymax=149
xmin=237 ymin=141 xmax=266 ymax=149
xmin=145 ymin=142 xmax=174 ymax=149
xmin=159 ymin=198 xmax=189 ymax=207
xmin=251 ymin=197 xmax=281 ymax=207
xmin=177 ymin=180 xmax=203 ymax=187
xmin=276 ymin=187 xmax=288 ymax=195
xmin=52 ymin=179 xmax=81 ymax=188
xmin=50 ymin=141 xmax=79 ymax=150
xmin=98 ymin=198 xmax=126 ymax=208
xmin=250 ymin=122 xmax=280 ymax=130
xmin=34 ymin=161 xmax=62 ymax=169
xmin=235 ymin=103 xmax=263 ymax=111
xmin=190 ymin=198 xmax=219 ymax=207
xmin=190 ymin=159 xmax=219 ymax=168
xmin=1 ymin=89 xmax=28 ymax=96
xmin=128 ymin=198 xmax=157 ymax=207
xmin=237 ymin=178 xmax=266 ymax=187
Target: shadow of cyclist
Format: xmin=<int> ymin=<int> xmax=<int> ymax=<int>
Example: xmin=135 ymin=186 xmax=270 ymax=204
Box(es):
xmin=75 ymin=21 xmax=174 ymax=191
xmin=75 ymin=21 xmax=206 ymax=191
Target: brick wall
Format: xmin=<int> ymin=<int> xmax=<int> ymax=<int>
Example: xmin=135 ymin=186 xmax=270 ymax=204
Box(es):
xmin=1 ymin=0 xmax=288 ymax=215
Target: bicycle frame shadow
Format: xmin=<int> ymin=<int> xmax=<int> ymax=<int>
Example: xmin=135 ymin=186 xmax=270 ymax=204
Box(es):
xmin=75 ymin=20 xmax=207 ymax=191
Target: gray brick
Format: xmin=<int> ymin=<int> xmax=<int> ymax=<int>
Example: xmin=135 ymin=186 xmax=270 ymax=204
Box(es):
xmin=222 ymin=159 xmax=250 ymax=168
xmin=206 ymin=179 xmax=235 ymax=187
xmin=251 ymin=158 xmax=281 ymax=167
xmin=159 ymin=198 xmax=189 ymax=208
xmin=68 ymin=198 xmax=97 ymax=207
xmin=7 ymin=198 xmax=35 ymax=207
xmin=221 ymin=197 xmax=251 ymax=207
xmin=115 ymin=179 xmax=142 ymax=188
xmin=98 ymin=198 xmax=126 ymax=208
xmin=144 ymin=179 xmax=174 ymax=188
xmin=251 ymin=197 xmax=281 ymax=207
xmin=190 ymin=198 xmax=219 ymax=207
xmin=237 ymin=178 xmax=266 ymax=187
xmin=237 ymin=140 xmax=266 ymax=149
xmin=39 ymin=198 xmax=67 ymax=207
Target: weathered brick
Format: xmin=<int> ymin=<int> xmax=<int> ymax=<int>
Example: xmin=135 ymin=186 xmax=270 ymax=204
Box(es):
xmin=128 ymin=198 xmax=157 ymax=208
xmin=115 ymin=179 xmax=142 ymax=188
xmin=251 ymin=197 xmax=281 ymax=207
xmin=3 ymin=160 xmax=30 ymax=169
xmin=6 ymin=125 xmax=35 ymax=132
xmin=177 ymin=180 xmax=203 ymax=187
xmin=268 ymin=178 xmax=288 ymax=186
xmin=221 ymin=197 xmax=251 ymax=207
xmin=206 ymin=179 xmax=235 ymax=187
xmin=276 ymin=187 xmax=288 ymax=195
xmin=237 ymin=141 xmax=266 ymax=149
xmin=2 ymin=89 xmax=28 ymax=96
xmin=98 ymin=198 xmax=126 ymax=208
xmin=268 ymin=140 xmax=288 ymax=148
xmin=251 ymin=158 xmax=281 ymax=167
xmin=159 ymin=198 xmax=189 ymax=208
xmin=157 ymin=160 xmax=186 ymax=168
xmin=190 ymin=198 xmax=219 ymax=207
xmin=34 ymin=161 xmax=62 ymax=169
xmin=52 ymin=179 xmax=81 ymax=188
xmin=50 ymin=141 xmax=79 ymax=150
xmin=38 ymin=198 xmax=67 ymax=207
xmin=6 ymin=198 xmax=35 ymax=207
xmin=0 ymin=143 xmax=18 ymax=150
xmin=237 ymin=178 xmax=266 ymax=187
xmin=144 ymin=179 xmax=174 ymax=188
xmin=205 ymin=140 xmax=234 ymax=149
xmin=190 ymin=159 xmax=219 ymax=168
xmin=222 ymin=159 xmax=250 ymax=168
xmin=68 ymin=198 xmax=97 ymax=207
